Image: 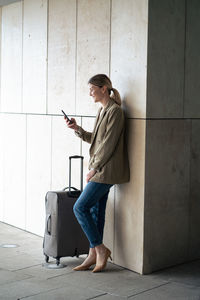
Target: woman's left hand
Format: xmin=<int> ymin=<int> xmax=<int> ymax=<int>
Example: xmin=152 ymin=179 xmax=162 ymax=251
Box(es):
xmin=86 ymin=169 xmax=97 ymax=183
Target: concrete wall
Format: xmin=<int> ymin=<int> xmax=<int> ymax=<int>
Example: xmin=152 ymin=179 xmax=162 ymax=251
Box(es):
xmin=0 ymin=0 xmax=148 ymax=274
xmin=144 ymin=0 xmax=200 ymax=274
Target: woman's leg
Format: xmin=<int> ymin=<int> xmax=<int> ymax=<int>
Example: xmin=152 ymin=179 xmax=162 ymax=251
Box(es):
xmin=90 ymin=190 xmax=109 ymax=244
xmin=73 ymin=181 xmax=112 ymax=248
xmin=73 ymin=182 xmax=112 ymax=270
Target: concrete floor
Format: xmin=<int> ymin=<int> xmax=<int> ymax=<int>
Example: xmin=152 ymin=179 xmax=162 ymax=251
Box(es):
xmin=0 ymin=222 xmax=200 ymax=300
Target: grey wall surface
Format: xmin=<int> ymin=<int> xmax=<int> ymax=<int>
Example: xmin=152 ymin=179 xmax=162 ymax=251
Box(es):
xmin=184 ymin=0 xmax=200 ymax=117
xmin=189 ymin=120 xmax=200 ymax=259
xmin=146 ymin=0 xmax=185 ymax=118
xmin=144 ymin=120 xmax=191 ymax=273
xmin=144 ymin=0 xmax=200 ymax=273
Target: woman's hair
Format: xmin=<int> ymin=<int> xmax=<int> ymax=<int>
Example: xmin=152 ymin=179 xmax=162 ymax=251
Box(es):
xmin=88 ymin=74 xmax=121 ymax=106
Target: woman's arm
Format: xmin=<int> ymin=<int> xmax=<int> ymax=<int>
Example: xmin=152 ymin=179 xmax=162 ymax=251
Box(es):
xmin=66 ymin=117 xmax=92 ymax=144
xmin=75 ymin=126 xmax=92 ymax=144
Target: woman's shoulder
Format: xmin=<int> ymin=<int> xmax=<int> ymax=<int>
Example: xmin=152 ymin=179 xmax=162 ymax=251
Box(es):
xmin=107 ymin=100 xmax=123 ymax=116
xmin=105 ymin=102 xmax=124 ymax=124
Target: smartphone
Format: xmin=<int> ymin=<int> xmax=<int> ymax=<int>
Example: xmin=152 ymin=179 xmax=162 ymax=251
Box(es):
xmin=61 ymin=110 xmax=72 ymax=124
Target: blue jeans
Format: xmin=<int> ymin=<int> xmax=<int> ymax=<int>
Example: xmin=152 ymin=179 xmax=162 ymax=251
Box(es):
xmin=73 ymin=181 xmax=113 ymax=248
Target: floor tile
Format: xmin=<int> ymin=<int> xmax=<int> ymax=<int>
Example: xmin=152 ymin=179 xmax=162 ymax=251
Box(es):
xmin=0 ymin=222 xmax=200 ymax=300
xmin=129 ymin=282 xmax=200 ymax=300
xmin=0 ymin=269 xmax=31 ymax=285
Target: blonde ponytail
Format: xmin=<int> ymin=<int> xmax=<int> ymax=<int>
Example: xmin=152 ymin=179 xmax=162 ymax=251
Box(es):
xmin=110 ymin=87 xmax=121 ymax=106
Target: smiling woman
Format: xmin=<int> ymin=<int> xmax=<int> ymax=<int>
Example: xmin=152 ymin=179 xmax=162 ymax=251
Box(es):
xmin=88 ymin=74 xmax=122 ymax=107
xmin=64 ymin=74 xmax=130 ymax=273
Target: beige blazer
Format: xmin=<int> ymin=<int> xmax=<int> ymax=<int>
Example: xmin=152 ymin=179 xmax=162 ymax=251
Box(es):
xmin=75 ymin=98 xmax=130 ymax=184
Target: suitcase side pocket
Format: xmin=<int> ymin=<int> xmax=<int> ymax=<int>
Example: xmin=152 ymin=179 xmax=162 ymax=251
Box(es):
xmin=45 ymin=214 xmax=51 ymax=235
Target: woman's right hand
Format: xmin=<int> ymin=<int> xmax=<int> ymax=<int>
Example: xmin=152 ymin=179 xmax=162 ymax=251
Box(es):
xmin=65 ymin=117 xmax=78 ymax=131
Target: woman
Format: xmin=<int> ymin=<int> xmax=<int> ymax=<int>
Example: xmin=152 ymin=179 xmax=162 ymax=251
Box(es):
xmin=65 ymin=74 xmax=129 ymax=272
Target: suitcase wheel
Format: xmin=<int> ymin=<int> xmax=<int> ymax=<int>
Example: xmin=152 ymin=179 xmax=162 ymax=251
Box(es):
xmin=44 ymin=254 xmax=49 ymax=263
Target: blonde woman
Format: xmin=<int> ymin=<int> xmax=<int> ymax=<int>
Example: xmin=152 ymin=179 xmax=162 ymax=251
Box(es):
xmin=65 ymin=74 xmax=129 ymax=272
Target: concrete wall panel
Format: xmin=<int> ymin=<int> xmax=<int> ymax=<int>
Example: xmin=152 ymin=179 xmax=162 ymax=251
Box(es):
xmin=22 ymin=0 xmax=47 ymax=113
xmin=144 ymin=120 xmax=190 ymax=273
xmin=48 ymin=0 xmax=76 ymax=115
xmin=51 ymin=116 xmax=81 ymax=191
xmin=0 ymin=8 xmax=1 ymax=110
xmin=147 ymin=0 xmax=185 ymax=118
xmin=184 ymin=0 xmax=200 ymax=118
xmin=26 ymin=115 xmax=51 ymax=236
xmin=114 ymin=120 xmax=146 ymax=274
xmin=189 ymin=120 xmax=200 ymax=258
xmin=1 ymin=114 xmax=26 ymax=229
xmin=1 ymin=2 xmax=22 ymax=112
xmin=111 ymin=0 xmax=148 ymax=118
xmin=0 ymin=115 xmax=4 ymax=221
xmin=76 ymin=0 xmax=110 ymax=116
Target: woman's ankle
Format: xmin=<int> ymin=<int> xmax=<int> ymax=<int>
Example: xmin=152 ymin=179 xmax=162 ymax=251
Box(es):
xmin=95 ymin=244 xmax=107 ymax=254
xmin=88 ymin=247 xmax=96 ymax=258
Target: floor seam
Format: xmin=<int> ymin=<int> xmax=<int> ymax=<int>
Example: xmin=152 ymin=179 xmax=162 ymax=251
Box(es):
xmin=17 ymin=286 xmax=66 ymax=300
xmin=89 ymin=287 xmax=128 ymax=299
xmin=168 ymin=279 xmax=200 ymax=288
xmin=127 ymin=282 xmax=171 ymax=298
xmin=85 ymin=293 xmax=108 ymax=300
xmin=46 ymin=270 xmax=75 ymax=280
xmin=0 ymin=276 xmax=33 ymax=287
xmin=0 ymin=276 xmax=36 ymax=288
xmin=13 ymin=263 xmax=42 ymax=272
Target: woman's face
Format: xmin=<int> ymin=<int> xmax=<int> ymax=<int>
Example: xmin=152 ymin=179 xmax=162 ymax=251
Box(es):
xmin=89 ymin=83 xmax=104 ymax=103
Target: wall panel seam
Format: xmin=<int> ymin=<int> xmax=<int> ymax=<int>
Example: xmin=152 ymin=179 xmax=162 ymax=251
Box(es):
xmin=142 ymin=118 xmax=148 ymax=273
xmin=80 ymin=116 xmax=82 ymax=156
xmin=188 ymin=119 xmax=192 ymax=258
xmin=0 ymin=7 xmax=2 ymax=112
xmin=46 ymin=0 xmax=49 ymax=114
xmin=1 ymin=112 xmax=200 ymax=121
xmin=183 ymin=0 xmax=187 ymax=118
xmin=25 ymin=114 xmax=27 ymax=230
xmin=21 ymin=0 xmax=24 ymax=113
xmin=113 ymin=184 xmax=116 ymax=261
xmin=145 ymin=0 xmax=150 ymax=119
xmin=75 ymin=0 xmax=78 ymax=115
xmin=108 ymin=0 xmax=112 ymax=77
xmin=50 ymin=115 xmax=53 ymax=190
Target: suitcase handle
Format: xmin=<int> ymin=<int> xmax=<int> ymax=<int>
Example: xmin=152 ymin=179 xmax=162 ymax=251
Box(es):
xmin=69 ymin=156 xmax=84 ymax=192
xmin=69 ymin=155 xmax=84 ymax=159
xmin=63 ymin=187 xmax=78 ymax=191
xmin=46 ymin=214 xmax=51 ymax=235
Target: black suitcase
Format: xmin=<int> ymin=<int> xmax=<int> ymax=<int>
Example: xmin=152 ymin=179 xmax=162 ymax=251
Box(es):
xmin=43 ymin=155 xmax=89 ymax=266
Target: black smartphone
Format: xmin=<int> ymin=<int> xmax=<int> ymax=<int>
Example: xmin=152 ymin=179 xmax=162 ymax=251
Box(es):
xmin=61 ymin=110 xmax=72 ymax=123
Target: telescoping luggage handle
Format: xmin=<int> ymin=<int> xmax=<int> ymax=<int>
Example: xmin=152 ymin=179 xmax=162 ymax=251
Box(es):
xmin=69 ymin=155 xmax=84 ymax=192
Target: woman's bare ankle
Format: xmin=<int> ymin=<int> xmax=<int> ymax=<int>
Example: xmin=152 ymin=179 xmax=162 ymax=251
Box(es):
xmin=95 ymin=244 xmax=107 ymax=255
xmin=88 ymin=247 xmax=96 ymax=258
